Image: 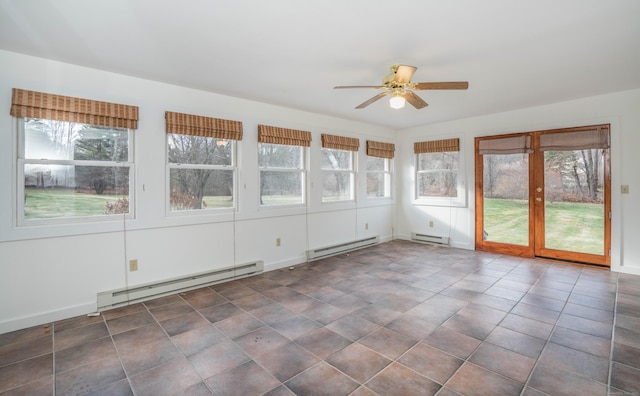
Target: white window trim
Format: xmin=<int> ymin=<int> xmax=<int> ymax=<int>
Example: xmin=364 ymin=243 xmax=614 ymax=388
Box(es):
xmin=16 ymin=118 xmax=135 ymax=226
xmin=321 ymin=148 xmax=357 ymax=203
xmin=258 ymin=143 xmax=307 ymax=208
xmin=166 ymin=135 xmax=237 ymax=216
xmin=413 ymin=137 xmax=466 ymax=208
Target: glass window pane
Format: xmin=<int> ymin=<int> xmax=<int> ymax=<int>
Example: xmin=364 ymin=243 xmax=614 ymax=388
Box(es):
xmin=417 ymin=151 xmax=458 ymax=171
xmin=258 ymin=144 xmax=302 ymax=168
xmin=366 ymin=157 xmax=386 ymax=171
xmin=482 ymin=153 xmax=529 ymax=246
xmin=260 ymin=171 xmax=303 ymax=205
xmin=417 ymin=171 xmax=458 ymax=198
xmin=24 ymin=164 xmax=130 ymax=220
xmin=169 ymin=169 xmax=233 ymax=210
xmin=367 ymin=172 xmax=390 ymax=198
xmin=168 ymin=134 xmax=232 ymax=166
xmin=321 ymin=148 xmax=352 ymax=170
xmin=24 ymin=119 xmax=128 ymax=161
xmin=322 ymin=171 xmax=353 ymax=201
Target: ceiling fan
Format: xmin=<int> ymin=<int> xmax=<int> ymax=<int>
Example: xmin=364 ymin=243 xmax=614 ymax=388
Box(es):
xmin=334 ymin=64 xmax=468 ymax=110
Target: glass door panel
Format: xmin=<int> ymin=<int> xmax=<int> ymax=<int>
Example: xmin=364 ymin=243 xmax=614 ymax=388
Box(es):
xmin=482 ymin=153 xmax=529 ymax=246
xmin=542 ymin=149 xmax=605 ymax=255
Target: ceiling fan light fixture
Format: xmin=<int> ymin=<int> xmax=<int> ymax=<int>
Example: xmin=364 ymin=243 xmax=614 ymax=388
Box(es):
xmin=389 ymin=93 xmax=405 ymax=109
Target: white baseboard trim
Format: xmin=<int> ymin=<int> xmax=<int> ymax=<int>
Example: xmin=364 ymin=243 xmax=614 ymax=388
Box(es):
xmin=0 ymin=301 xmax=97 ymax=335
xmin=264 ymin=255 xmax=307 ymax=273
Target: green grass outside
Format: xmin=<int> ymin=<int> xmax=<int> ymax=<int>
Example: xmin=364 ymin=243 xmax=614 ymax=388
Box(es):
xmin=484 ymin=198 xmax=604 ymax=255
xmin=24 ymin=189 xmax=127 ymax=219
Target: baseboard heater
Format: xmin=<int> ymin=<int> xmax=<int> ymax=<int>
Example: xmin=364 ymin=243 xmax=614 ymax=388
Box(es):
xmin=411 ymin=233 xmax=450 ymax=246
xmin=97 ymin=261 xmax=263 ymax=311
xmin=307 ymin=236 xmax=379 ymax=261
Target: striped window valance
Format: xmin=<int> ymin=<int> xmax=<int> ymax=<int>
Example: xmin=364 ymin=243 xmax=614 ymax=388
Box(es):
xmin=258 ymin=125 xmax=312 ymax=147
xmin=539 ymin=125 xmax=609 ymax=151
xmin=165 ymin=111 xmax=243 ymax=140
xmin=367 ymin=140 xmax=395 ymax=159
xmin=10 ymin=88 xmax=139 ymax=129
xmin=321 ymin=134 xmax=360 ymax=151
xmin=414 ymin=138 xmax=459 ymax=154
xmin=478 ymin=135 xmax=532 ymax=155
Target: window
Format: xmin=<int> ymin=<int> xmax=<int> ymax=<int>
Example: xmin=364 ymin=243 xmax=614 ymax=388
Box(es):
xmin=366 ymin=140 xmax=394 ymax=198
xmin=415 ymin=138 xmax=465 ymax=206
xmin=321 ymin=134 xmax=359 ymax=202
xmin=258 ymin=125 xmax=311 ymax=206
xmin=11 ymin=88 xmax=138 ymax=223
xmin=165 ymin=111 xmax=242 ymax=212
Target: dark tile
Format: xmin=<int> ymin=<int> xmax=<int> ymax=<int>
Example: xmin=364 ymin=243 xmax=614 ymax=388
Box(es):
xmin=1 ymin=375 xmax=53 ymax=396
xmin=254 ymin=342 xmax=319 ymax=382
xmin=353 ymin=304 xmax=402 ymax=326
xmin=456 ymin=303 xmax=507 ymax=325
xmin=358 ymin=327 xmax=416 ymax=360
xmin=119 ymin=337 xmax=181 ymax=376
xmin=326 ymin=315 xmax=379 ymax=341
xmin=613 ymin=342 xmax=640 ymax=369
xmin=384 ymin=314 xmax=438 ymax=341
xmin=499 ymin=313 xmax=554 ymax=340
xmin=511 ymin=302 xmax=561 ymax=324
xmin=563 ymin=302 xmax=614 ymax=324
xmin=187 ymin=341 xmax=249 ymax=379
xmin=159 ymin=311 xmax=209 ymax=336
xmin=302 ymin=301 xmax=350 ymax=325
xmin=469 ymin=343 xmax=535 ymax=383
xmin=471 ymin=293 xmax=517 ymax=312
xmin=613 ymin=326 xmax=640 ymax=349
xmin=422 ymin=327 xmax=481 ymax=359
xmin=0 ymin=354 xmax=52 ymax=393
xmin=214 ymin=312 xmax=264 ymax=339
xmin=528 ymin=365 xmax=607 ymax=396
xmin=447 ymin=362 xmax=523 ymax=396
xmin=249 ymin=302 xmax=295 ymax=325
xmin=217 ymin=284 xmax=257 ymax=300
xmin=100 ymin=304 xmax=145 ymax=320
xmin=397 ymin=343 xmax=463 ymax=384
xmin=610 ymin=362 xmax=640 ymax=395
xmin=55 ymin=355 xmax=125 ymax=396
xmin=54 ymin=315 xmax=104 ymax=333
xmin=485 ymin=326 xmax=546 ymax=359
xmin=550 ymin=326 xmax=611 ymax=358
xmin=263 ymin=385 xmax=296 ymax=396
xmin=366 ymin=362 xmax=441 ymax=396
xmin=484 ymin=285 xmax=526 ymax=301
xmin=295 ymin=328 xmax=351 ymax=359
xmin=143 ymin=293 xmax=183 ymax=309
xmin=148 ymin=301 xmax=194 ymax=321
xmin=0 ymin=334 xmax=51 ymax=367
xmin=129 ymin=357 xmax=201 ymax=396
xmin=0 ymin=324 xmax=52 ymax=347
xmin=205 ymin=360 xmax=280 ymax=395
xmin=284 ymin=362 xmax=359 ymax=396
xmin=442 ymin=313 xmax=495 ymax=340
xmin=232 ymin=293 xmax=274 ymax=311
xmin=54 ymin=336 xmax=117 ymax=374
xmin=54 ymin=322 xmax=109 ymax=351
xmin=327 ymin=343 xmax=390 ymax=383
xmin=171 ymin=325 xmax=225 ymax=356
xmin=105 ymin=310 xmax=155 ymax=335
xmin=538 ymin=342 xmax=610 ymax=383
xmin=233 ymin=326 xmax=290 ymax=358
xmin=199 ymin=302 xmax=243 ymax=323
xmin=270 ymin=314 xmax=321 ymax=340
xmin=556 ymin=313 xmax=613 ymax=339
xmin=111 ymin=323 xmax=166 ymax=351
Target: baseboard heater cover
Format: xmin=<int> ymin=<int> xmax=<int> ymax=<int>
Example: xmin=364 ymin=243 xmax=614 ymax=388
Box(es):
xmin=307 ymin=236 xmax=379 ymax=261
xmin=411 ymin=232 xmax=450 ymax=246
xmin=97 ymin=261 xmax=263 ymax=311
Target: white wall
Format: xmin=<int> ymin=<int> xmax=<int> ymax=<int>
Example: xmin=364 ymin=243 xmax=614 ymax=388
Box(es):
xmin=0 ymin=50 xmax=396 ymax=333
xmin=396 ymin=88 xmax=640 ymax=276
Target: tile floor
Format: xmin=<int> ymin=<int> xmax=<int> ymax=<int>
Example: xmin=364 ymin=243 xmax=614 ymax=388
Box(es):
xmin=1 ymin=240 xmax=640 ymax=395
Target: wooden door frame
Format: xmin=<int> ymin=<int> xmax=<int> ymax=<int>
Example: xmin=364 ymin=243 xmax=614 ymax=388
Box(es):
xmin=474 ymin=126 xmax=611 ymax=267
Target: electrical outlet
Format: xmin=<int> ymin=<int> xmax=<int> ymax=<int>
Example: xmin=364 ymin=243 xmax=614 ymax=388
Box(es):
xmin=129 ymin=259 xmax=138 ymax=272
xmin=429 ymin=221 xmax=434 ymax=228
xmin=365 ymin=223 xmax=369 ymax=230
xmin=276 ymin=237 xmax=281 ymax=247
xmin=621 ymin=184 xmax=630 ymax=194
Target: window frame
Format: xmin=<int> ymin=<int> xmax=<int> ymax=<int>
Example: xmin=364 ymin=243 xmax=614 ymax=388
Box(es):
xmin=414 ymin=137 xmax=466 ymax=207
xmin=16 ymin=117 xmax=135 ymax=226
xmin=321 ymin=147 xmax=357 ymax=203
xmin=366 ymin=155 xmax=393 ymax=199
xmin=166 ymin=134 xmax=237 ymax=215
xmin=258 ymin=142 xmax=307 ymax=208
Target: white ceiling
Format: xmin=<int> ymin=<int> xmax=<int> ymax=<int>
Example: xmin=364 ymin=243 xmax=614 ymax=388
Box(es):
xmin=1 ymin=0 xmax=639 ymax=129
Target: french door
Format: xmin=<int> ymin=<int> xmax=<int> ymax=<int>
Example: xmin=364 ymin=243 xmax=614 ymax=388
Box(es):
xmin=475 ymin=125 xmax=611 ymax=266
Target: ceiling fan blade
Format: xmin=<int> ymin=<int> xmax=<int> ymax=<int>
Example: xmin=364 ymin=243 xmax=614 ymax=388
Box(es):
xmin=355 ymin=91 xmax=390 ymax=109
xmin=394 ymin=65 xmax=417 ymax=83
xmin=404 ymin=91 xmax=428 ymax=109
xmin=414 ymin=81 xmax=469 ymax=90
xmin=334 ymin=85 xmax=385 ymax=89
